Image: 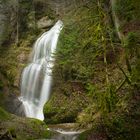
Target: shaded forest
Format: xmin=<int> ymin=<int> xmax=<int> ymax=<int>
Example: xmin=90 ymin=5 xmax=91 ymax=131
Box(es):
xmin=0 ymin=0 xmax=140 ymax=140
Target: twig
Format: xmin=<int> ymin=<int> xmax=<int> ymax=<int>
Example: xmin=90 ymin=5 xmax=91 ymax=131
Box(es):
xmin=115 ymin=79 xmax=126 ymax=93
xmin=117 ymin=64 xmax=131 ymax=85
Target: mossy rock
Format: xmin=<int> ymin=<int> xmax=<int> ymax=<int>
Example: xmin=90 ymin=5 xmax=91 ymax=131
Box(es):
xmin=44 ymin=90 xmax=90 ymax=124
xmin=0 ymin=107 xmax=51 ymax=140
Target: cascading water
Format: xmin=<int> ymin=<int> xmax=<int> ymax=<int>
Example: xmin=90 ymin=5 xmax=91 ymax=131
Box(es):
xmin=19 ymin=20 xmax=63 ymax=121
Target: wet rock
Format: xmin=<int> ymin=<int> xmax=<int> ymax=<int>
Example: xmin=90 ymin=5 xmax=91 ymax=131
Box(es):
xmin=5 ymin=94 xmax=25 ymax=117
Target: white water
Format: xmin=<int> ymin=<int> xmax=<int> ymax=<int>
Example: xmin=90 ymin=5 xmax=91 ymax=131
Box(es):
xmin=19 ymin=20 xmax=63 ymax=120
xmin=50 ymin=128 xmax=82 ymax=140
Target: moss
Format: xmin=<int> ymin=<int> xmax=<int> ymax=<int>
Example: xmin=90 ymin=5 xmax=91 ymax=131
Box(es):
xmin=42 ymin=0 xmax=140 ymax=139
xmin=114 ymin=0 xmax=140 ymax=34
xmin=44 ymin=90 xmax=90 ymax=124
xmin=0 ymin=81 xmax=4 ymax=90
xmin=0 ymin=32 xmax=39 ymax=94
xmin=48 ymin=0 xmax=123 ymax=125
xmin=104 ymin=100 xmax=140 ymax=140
xmin=0 ymin=108 xmax=51 ymax=140
xmin=0 ymin=0 xmax=139 ymax=139
xmin=34 ymin=0 xmax=56 ymax=20
xmin=78 ymin=130 xmax=91 ymax=140
xmin=0 ymin=107 xmax=10 ymax=120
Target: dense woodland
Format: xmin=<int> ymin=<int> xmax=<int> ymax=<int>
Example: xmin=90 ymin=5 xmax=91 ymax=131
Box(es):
xmin=0 ymin=0 xmax=140 ymax=140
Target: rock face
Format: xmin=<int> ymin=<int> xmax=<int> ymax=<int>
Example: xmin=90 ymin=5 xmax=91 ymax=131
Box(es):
xmin=0 ymin=0 xmax=17 ymax=46
xmin=37 ymin=16 xmax=54 ymax=29
xmin=34 ymin=0 xmax=90 ymax=17
xmin=5 ymin=94 xmax=25 ymax=117
xmin=0 ymin=0 xmax=90 ymax=46
xmin=0 ymin=0 xmax=91 ymax=117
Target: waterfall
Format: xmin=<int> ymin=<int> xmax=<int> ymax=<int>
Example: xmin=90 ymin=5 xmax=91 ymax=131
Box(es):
xmin=19 ymin=20 xmax=63 ymax=121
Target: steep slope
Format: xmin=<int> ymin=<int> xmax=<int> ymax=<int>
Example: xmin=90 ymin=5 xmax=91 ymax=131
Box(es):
xmin=44 ymin=0 xmax=140 ymax=139
xmin=0 ymin=0 xmax=54 ymax=139
xmin=0 ymin=0 xmax=140 ymax=139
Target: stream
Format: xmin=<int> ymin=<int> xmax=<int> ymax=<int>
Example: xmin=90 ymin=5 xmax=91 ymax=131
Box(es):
xmin=49 ymin=128 xmax=81 ymax=140
xmin=43 ymin=124 xmax=83 ymax=140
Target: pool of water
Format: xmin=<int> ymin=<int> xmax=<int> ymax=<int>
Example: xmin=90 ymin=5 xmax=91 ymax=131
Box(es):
xmin=50 ymin=128 xmax=82 ymax=140
xmin=47 ymin=124 xmax=84 ymax=140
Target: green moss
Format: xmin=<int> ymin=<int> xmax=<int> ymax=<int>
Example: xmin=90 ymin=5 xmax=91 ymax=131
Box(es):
xmin=0 ymin=109 xmax=51 ymax=140
xmin=42 ymin=0 xmax=140 ymax=139
xmin=49 ymin=0 xmax=122 ymax=126
xmin=0 ymin=81 xmax=4 ymax=90
xmin=34 ymin=0 xmax=56 ymax=20
xmin=0 ymin=107 xmax=10 ymax=120
xmin=114 ymin=0 xmax=140 ymax=34
xmin=78 ymin=130 xmax=92 ymax=140
xmin=0 ymin=32 xmax=38 ymax=91
xmin=114 ymin=0 xmax=134 ymax=21
xmin=44 ymin=91 xmax=90 ymax=124
xmin=0 ymin=0 xmax=139 ymax=139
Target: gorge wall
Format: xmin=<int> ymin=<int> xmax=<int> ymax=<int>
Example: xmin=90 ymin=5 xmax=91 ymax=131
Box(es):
xmin=0 ymin=0 xmax=90 ymax=46
xmin=0 ymin=0 xmax=91 ymax=115
xmin=0 ymin=0 xmax=17 ymax=46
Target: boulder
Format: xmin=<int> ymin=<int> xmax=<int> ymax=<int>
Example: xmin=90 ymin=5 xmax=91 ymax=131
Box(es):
xmin=5 ymin=93 xmax=25 ymax=117
xmin=37 ymin=16 xmax=54 ymax=29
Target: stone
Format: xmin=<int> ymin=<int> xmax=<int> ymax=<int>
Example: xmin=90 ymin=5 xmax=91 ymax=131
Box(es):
xmin=0 ymin=0 xmax=17 ymax=46
xmin=37 ymin=16 xmax=54 ymax=29
xmin=5 ymin=93 xmax=25 ymax=117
